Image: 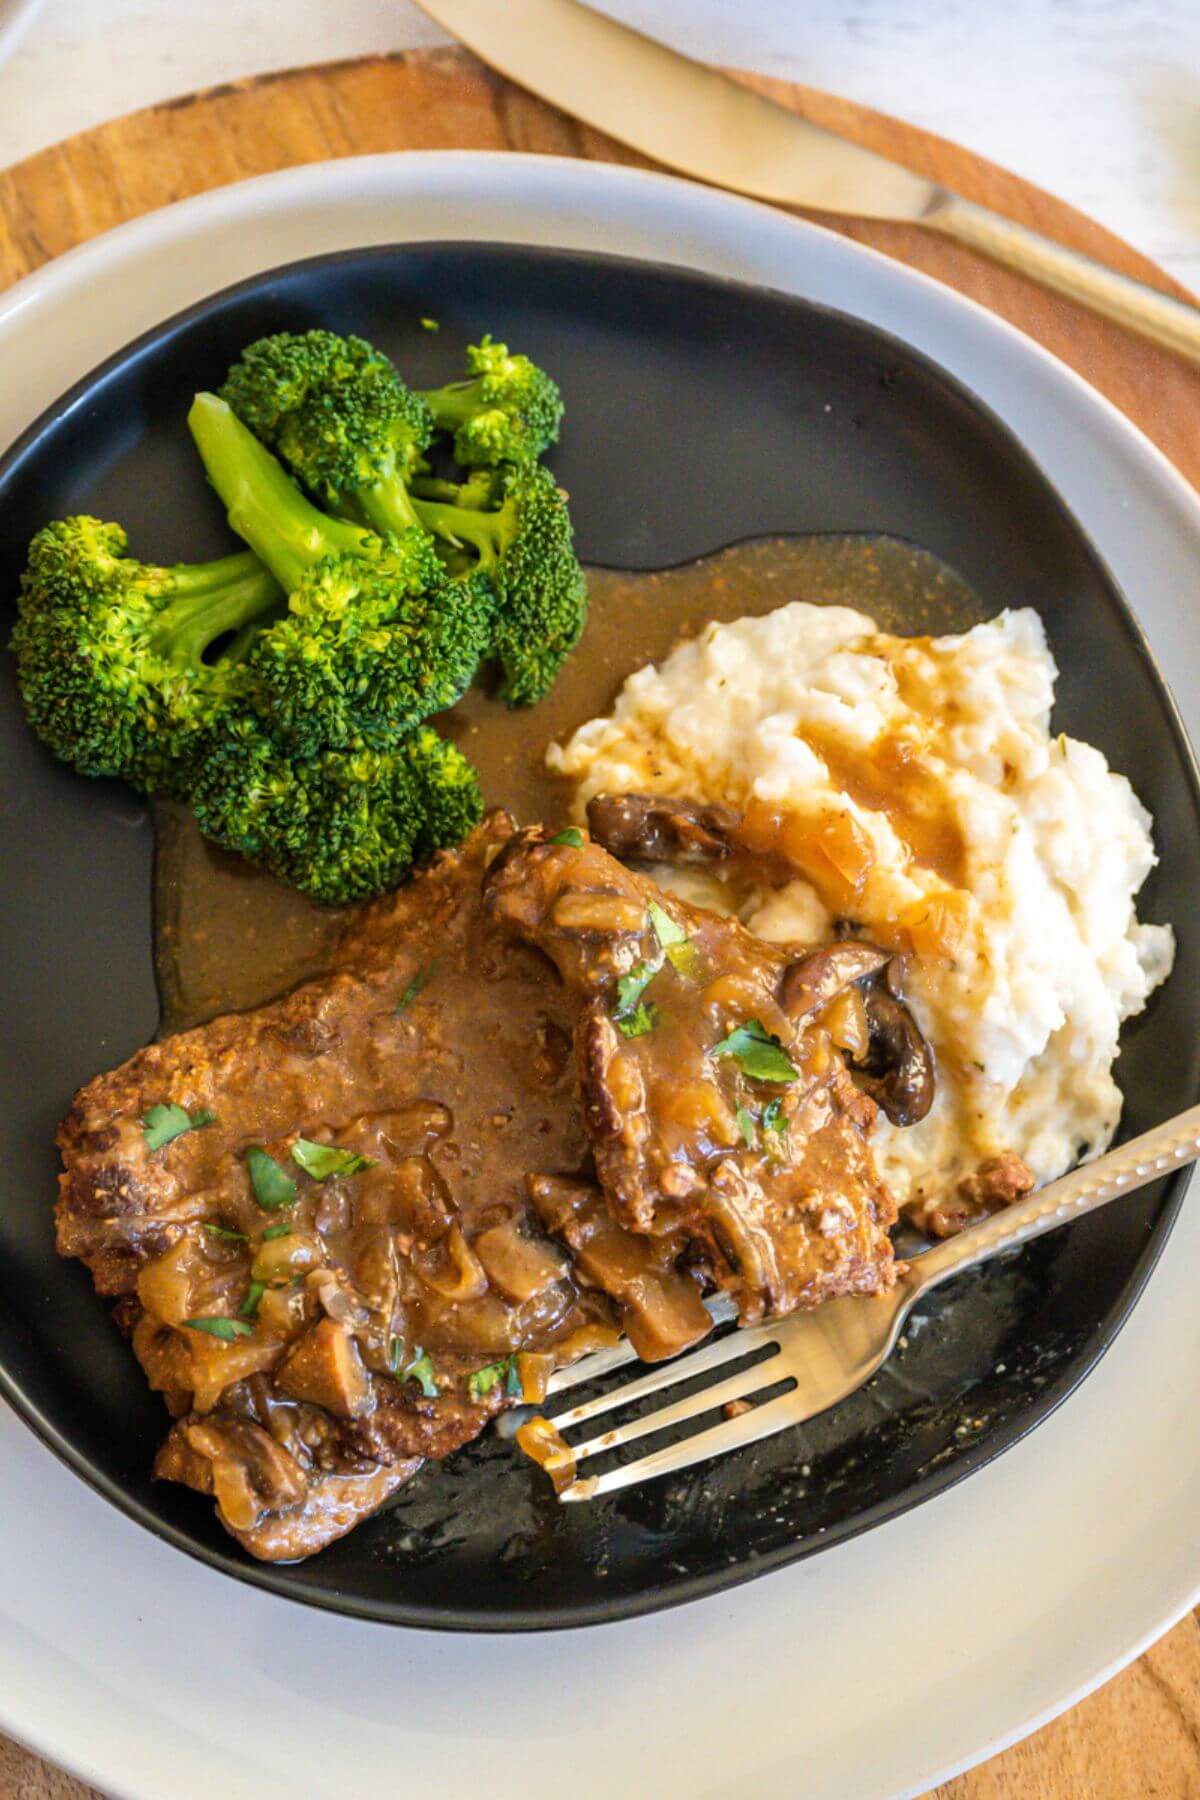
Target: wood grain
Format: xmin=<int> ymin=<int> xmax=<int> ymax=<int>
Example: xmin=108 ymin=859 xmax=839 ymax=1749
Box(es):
xmin=0 ymin=46 xmax=1196 ymax=1800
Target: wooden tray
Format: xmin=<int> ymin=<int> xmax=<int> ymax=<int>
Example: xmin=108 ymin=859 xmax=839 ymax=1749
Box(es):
xmin=0 ymin=47 xmax=1196 ymax=1800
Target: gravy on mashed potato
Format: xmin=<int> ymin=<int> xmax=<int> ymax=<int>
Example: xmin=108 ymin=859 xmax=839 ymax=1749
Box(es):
xmin=550 ymin=602 xmax=1175 ymax=1230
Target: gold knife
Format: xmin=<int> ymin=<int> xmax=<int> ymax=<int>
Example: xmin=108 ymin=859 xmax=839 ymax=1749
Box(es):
xmin=414 ymin=0 xmax=1200 ymax=366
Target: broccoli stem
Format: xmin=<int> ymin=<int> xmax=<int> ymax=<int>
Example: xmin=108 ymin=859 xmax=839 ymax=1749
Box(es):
xmin=409 ymin=476 xmax=465 ymax=504
xmin=409 ymin=497 xmax=510 ymax=564
xmin=150 ymin=554 xmax=283 ymax=671
xmin=354 ymin=473 xmax=425 ymax=540
xmin=414 ymin=380 xmax=485 ymax=431
xmin=188 ymin=393 xmax=370 ymax=592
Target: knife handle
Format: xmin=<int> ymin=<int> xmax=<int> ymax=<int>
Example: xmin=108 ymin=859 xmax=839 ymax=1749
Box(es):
xmin=926 ymin=194 xmax=1200 ymax=366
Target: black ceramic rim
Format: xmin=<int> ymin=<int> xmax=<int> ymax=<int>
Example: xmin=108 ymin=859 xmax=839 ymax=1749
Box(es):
xmin=0 ymin=243 xmax=1195 ymax=1632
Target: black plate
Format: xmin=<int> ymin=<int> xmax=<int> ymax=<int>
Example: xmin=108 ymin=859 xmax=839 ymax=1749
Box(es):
xmin=0 ymin=245 xmax=1195 ymax=1631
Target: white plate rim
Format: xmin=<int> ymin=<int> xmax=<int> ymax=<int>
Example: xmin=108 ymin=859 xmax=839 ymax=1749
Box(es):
xmin=0 ymin=150 xmax=1198 ymax=1800
xmin=0 ymin=0 xmax=42 ymax=68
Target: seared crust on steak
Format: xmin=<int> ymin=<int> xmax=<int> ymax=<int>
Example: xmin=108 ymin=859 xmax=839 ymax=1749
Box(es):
xmin=916 ymin=1149 xmax=1036 ymax=1240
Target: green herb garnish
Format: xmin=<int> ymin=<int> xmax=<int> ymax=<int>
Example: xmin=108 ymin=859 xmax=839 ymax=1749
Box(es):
xmin=468 ymin=1361 xmax=504 ymax=1399
xmin=469 ymin=1354 xmax=522 ymax=1402
xmin=648 ymin=899 xmax=700 ymax=976
xmin=142 ymin=1103 xmax=215 ymax=1151
xmin=202 ymin=1222 xmax=247 ymax=1243
xmin=182 ymin=1315 xmax=253 ymax=1341
xmin=647 ymin=899 xmax=685 ymax=948
xmin=614 ymin=959 xmax=663 ymax=1038
xmin=736 ymin=1106 xmax=758 ymax=1149
xmin=291 ymin=1139 xmax=375 ymax=1180
xmin=617 ymin=1000 xmax=660 ymax=1040
xmin=666 ymin=940 xmax=700 ymax=977
xmin=711 ymin=1018 xmax=798 ymax=1084
xmin=240 ymin=1280 xmax=267 ymax=1318
xmin=261 ymin=1221 xmax=293 ymax=1242
xmin=548 ymin=827 xmax=583 ymax=848
xmin=389 ymin=1337 xmax=439 ymax=1397
xmin=419 ymin=316 xmax=440 ymax=332
xmin=762 ymin=1098 xmax=789 ymax=1141
xmin=615 ymin=961 xmax=658 ymax=1015
xmin=396 ymin=963 xmax=435 ymax=1012
xmin=405 ymin=1349 xmax=438 ymax=1398
xmin=245 ymin=1145 xmax=297 ymax=1211
xmin=611 ymin=904 xmax=700 ymax=1041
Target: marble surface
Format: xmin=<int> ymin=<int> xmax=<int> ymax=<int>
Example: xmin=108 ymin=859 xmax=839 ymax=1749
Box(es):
xmin=0 ymin=0 xmax=1197 ymax=292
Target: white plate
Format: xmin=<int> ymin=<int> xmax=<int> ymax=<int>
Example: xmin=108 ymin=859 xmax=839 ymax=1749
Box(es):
xmin=1 ymin=154 xmax=1199 ymax=1800
xmin=0 ymin=0 xmax=41 ymax=67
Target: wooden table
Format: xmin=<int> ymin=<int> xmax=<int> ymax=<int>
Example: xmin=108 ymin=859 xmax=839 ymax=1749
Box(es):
xmin=0 ymin=47 xmax=1197 ymax=1799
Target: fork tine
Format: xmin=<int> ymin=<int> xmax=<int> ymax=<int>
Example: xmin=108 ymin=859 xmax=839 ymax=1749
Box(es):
xmin=550 ymin=1317 xmax=781 ymax=1430
xmin=567 ymin=1354 xmax=788 ymax=1462
xmin=543 ymin=1334 xmax=642 ymax=1397
xmin=558 ymin=1389 xmax=806 ymax=1502
xmin=544 ymin=1293 xmax=738 ymax=1398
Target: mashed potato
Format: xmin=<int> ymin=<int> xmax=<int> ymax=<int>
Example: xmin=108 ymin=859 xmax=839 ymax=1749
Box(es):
xmin=549 ymin=603 xmax=1174 ymax=1218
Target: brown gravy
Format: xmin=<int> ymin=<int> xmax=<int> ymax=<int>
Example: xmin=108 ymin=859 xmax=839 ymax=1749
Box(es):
xmin=154 ymin=534 xmax=981 ymax=1032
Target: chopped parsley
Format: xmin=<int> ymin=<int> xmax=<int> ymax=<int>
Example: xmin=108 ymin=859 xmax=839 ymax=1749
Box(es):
xmin=389 ymin=1336 xmax=438 ymax=1397
xmin=736 ymin=1106 xmax=758 ymax=1149
xmin=240 ymin=1280 xmax=267 ymax=1319
xmin=665 ymin=939 xmax=700 ymax=977
xmin=245 ymin=1145 xmax=297 ymax=1211
xmin=649 ymin=899 xmax=700 ymax=976
xmin=419 ymin=316 xmax=440 ymax=332
xmin=615 ymin=961 xmax=657 ymax=1014
xmin=469 ymin=1354 xmax=523 ymax=1401
xmin=548 ymin=827 xmax=583 ymax=848
xmin=711 ymin=1018 xmax=798 ymax=1084
xmin=762 ymin=1098 xmax=790 ymax=1142
xmin=202 ymin=1222 xmax=247 ymax=1244
xmin=396 ymin=963 xmax=435 ymax=1012
xmin=617 ymin=1000 xmax=660 ymax=1039
xmin=183 ymin=1315 xmax=253 ymax=1341
xmin=613 ymin=959 xmax=662 ymax=1038
xmin=261 ymin=1222 xmax=293 ymax=1242
xmin=291 ymin=1139 xmax=375 ymax=1180
xmin=611 ymin=902 xmax=706 ymax=1040
xmin=648 ymin=899 xmax=686 ymax=949
xmin=142 ymin=1103 xmax=215 ymax=1151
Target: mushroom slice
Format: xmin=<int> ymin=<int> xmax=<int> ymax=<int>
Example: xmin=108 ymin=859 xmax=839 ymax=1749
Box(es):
xmin=276 ymin=1317 xmax=375 ymax=1420
xmin=778 ymin=943 xmax=891 ymax=1021
xmin=474 ymin=1217 xmax=569 ymax=1303
xmin=528 ymin=1175 xmax=712 ymax=1362
xmin=850 ymin=967 xmax=935 ymax=1127
xmin=586 ymin=792 xmax=742 ymax=864
xmin=156 ymin=1413 xmax=309 ymax=1533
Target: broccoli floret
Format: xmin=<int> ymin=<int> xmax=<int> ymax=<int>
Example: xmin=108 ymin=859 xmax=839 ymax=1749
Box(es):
xmin=189 ymin=393 xmax=491 ymax=748
xmin=219 ymin=330 xmax=434 ymax=539
xmin=411 ymin=463 xmax=587 ymax=706
xmin=245 ymin=540 xmax=494 ymax=752
xmin=189 ymin=390 xmax=375 ymax=591
xmin=190 ymin=716 xmax=483 ymax=904
xmin=10 ymin=516 xmax=281 ymax=793
xmin=416 ymin=336 xmax=563 ymax=467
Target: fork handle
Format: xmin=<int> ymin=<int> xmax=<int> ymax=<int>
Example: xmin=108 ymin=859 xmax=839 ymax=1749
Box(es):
xmin=925 ymin=194 xmax=1200 ymax=366
xmin=904 ymin=1101 xmax=1200 ymax=1301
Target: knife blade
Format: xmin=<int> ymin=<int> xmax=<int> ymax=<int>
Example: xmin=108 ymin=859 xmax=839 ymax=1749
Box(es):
xmin=413 ymin=0 xmax=1200 ymax=365
xmin=413 ymin=0 xmax=937 ymax=218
